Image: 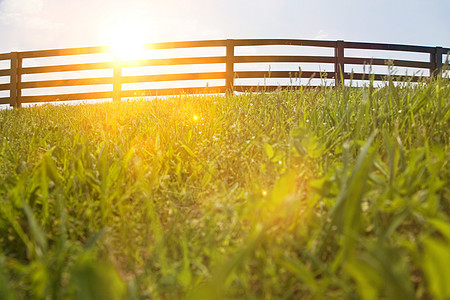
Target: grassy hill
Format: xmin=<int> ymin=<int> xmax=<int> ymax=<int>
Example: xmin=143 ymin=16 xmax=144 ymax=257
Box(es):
xmin=0 ymin=78 xmax=449 ymax=299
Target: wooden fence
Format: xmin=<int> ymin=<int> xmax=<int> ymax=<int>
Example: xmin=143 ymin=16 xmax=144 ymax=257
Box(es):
xmin=0 ymin=39 xmax=448 ymax=107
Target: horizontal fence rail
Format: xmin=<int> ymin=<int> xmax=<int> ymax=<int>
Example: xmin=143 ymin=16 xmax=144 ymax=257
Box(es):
xmin=0 ymin=39 xmax=448 ymax=107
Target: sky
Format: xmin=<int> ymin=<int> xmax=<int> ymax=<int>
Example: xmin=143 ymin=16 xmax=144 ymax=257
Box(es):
xmin=0 ymin=0 xmax=449 ymax=53
xmin=0 ymin=0 xmax=449 ymax=106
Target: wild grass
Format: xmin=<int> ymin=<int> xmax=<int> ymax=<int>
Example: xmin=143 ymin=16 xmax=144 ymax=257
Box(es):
xmin=0 ymin=78 xmax=449 ymax=299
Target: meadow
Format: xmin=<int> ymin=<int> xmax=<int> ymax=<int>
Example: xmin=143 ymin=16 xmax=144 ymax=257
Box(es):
xmin=0 ymin=78 xmax=449 ymax=299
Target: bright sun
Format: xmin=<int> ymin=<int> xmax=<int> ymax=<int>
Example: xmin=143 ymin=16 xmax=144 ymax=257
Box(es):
xmin=107 ymin=19 xmax=148 ymax=61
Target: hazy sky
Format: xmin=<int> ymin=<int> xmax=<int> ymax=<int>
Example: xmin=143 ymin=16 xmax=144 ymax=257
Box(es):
xmin=0 ymin=0 xmax=449 ymax=53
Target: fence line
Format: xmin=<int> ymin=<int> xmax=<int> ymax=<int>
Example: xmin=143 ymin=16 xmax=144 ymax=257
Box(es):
xmin=0 ymin=39 xmax=448 ymax=107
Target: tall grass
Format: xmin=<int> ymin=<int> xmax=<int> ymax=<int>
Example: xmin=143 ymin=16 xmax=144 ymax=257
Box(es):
xmin=0 ymin=77 xmax=449 ymax=299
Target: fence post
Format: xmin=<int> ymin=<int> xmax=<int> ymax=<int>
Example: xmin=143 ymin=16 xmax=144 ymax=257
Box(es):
xmin=335 ymin=40 xmax=345 ymax=86
xmin=225 ymin=39 xmax=235 ymax=93
xmin=10 ymin=52 xmax=22 ymax=108
xmin=430 ymin=46 xmax=443 ymax=77
xmin=113 ymin=55 xmax=122 ymax=101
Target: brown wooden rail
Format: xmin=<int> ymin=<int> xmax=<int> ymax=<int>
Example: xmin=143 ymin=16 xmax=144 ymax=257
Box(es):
xmin=0 ymin=39 xmax=448 ymax=107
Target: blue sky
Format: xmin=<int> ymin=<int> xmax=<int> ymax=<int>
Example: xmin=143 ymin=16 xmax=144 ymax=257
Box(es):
xmin=0 ymin=0 xmax=449 ymax=53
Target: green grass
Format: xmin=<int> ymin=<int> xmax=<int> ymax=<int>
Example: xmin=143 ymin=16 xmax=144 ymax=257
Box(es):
xmin=0 ymin=78 xmax=449 ymax=299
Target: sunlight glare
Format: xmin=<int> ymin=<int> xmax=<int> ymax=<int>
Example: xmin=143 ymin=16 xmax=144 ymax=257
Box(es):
xmin=108 ymin=19 xmax=147 ymax=61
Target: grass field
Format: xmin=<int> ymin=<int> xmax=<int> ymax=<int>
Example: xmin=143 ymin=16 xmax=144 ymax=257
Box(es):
xmin=0 ymin=78 xmax=449 ymax=299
